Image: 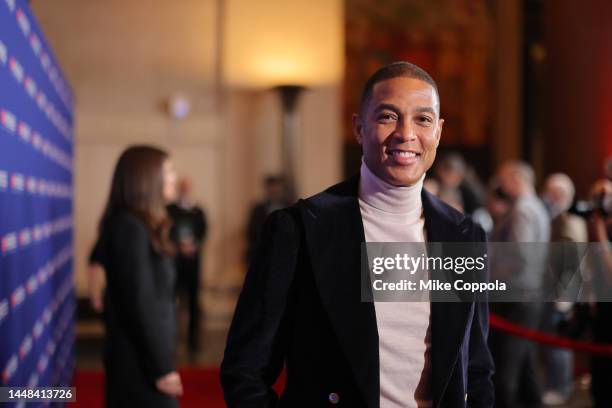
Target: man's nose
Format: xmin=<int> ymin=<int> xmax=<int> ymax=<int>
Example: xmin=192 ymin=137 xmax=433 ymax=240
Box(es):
xmin=394 ymin=119 xmax=416 ymax=142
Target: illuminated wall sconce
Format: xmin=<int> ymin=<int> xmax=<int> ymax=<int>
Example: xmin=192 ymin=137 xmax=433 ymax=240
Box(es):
xmin=223 ymin=0 xmax=343 ymax=199
xmin=167 ymin=93 xmax=191 ymax=120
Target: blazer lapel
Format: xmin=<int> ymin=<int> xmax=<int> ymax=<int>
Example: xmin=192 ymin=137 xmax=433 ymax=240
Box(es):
xmin=422 ymin=190 xmax=474 ymax=406
xmin=298 ymin=176 xmax=380 ymax=408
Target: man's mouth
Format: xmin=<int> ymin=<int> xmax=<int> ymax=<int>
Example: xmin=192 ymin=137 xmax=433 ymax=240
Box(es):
xmin=387 ymin=149 xmax=421 ymax=165
xmin=390 ymin=150 xmax=418 ymax=158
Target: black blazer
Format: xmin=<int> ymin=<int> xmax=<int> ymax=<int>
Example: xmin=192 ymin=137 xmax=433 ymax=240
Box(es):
xmin=221 ymin=176 xmax=494 ymax=408
xmin=98 ymin=212 xmax=178 ymax=408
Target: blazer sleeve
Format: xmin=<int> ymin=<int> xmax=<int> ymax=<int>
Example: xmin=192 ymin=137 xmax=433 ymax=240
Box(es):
xmin=467 ymin=225 xmax=495 ymax=407
xmin=110 ymin=215 xmax=175 ymax=381
xmin=220 ymin=209 xmax=301 ymax=408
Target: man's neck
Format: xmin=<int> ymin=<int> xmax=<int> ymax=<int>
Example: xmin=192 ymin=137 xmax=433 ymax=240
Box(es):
xmin=358 ymin=160 xmax=424 ymax=214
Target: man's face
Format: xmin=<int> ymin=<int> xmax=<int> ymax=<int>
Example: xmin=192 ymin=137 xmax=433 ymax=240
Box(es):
xmin=497 ymin=166 xmax=519 ymax=199
xmin=353 ymin=77 xmax=443 ymax=186
xmin=266 ymin=182 xmax=285 ymax=202
xmin=542 ymin=180 xmax=561 ymax=205
xmin=178 ymin=178 xmax=191 ymax=199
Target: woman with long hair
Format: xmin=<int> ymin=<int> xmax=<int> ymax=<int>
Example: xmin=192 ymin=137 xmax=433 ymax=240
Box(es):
xmin=95 ymin=145 xmax=181 ymax=407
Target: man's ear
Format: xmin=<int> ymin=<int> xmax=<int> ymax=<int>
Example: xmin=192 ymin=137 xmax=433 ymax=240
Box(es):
xmin=435 ymin=118 xmax=444 ymax=147
xmin=352 ymin=113 xmax=363 ymax=145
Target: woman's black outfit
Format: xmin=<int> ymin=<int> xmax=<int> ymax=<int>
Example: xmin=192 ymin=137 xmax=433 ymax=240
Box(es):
xmin=93 ymin=211 xmax=178 ymax=408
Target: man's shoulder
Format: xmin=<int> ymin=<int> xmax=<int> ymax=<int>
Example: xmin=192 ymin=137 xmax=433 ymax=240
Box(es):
xmin=422 ymin=188 xmax=466 ymax=224
xmin=299 ymin=175 xmax=359 ymax=216
xmin=422 ymin=189 xmax=485 ymax=240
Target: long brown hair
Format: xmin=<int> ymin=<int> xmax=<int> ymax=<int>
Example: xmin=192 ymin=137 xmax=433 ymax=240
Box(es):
xmin=101 ymin=145 xmax=174 ymax=255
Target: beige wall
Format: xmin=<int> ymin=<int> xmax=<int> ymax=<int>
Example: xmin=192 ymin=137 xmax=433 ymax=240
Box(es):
xmin=31 ymin=0 xmax=342 ymax=315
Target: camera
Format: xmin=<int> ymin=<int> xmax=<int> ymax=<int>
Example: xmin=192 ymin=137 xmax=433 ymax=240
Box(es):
xmin=571 ymin=191 xmax=612 ymax=218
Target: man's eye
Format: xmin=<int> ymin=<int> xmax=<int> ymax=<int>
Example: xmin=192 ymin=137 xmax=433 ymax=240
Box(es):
xmin=377 ymin=114 xmax=396 ymax=122
xmin=417 ymin=115 xmax=433 ymax=124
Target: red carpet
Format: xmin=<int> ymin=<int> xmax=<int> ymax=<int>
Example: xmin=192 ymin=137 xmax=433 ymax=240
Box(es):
xmin=73 ymin=367 xmax=284 ymax=408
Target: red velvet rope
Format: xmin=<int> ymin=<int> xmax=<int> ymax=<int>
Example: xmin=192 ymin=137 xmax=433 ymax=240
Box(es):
xmin=489 ymin=313 xmax=612 ymax=356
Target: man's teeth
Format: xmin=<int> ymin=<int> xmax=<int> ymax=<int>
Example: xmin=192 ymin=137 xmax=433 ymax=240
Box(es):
xmin=392 ymin=151 xmax=417 ymax=158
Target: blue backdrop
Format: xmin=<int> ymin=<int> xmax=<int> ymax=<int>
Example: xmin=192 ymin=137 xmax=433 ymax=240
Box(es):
xmin=0 ymin=0 xmax=74 ymax=405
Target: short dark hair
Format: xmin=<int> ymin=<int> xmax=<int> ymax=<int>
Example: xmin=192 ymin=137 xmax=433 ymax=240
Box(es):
xmin=359 ymin=61 xmax=439 ymax=114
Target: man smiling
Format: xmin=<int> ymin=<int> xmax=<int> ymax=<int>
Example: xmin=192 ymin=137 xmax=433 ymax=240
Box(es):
xmin=354 ymin=69 xmax=442 ymax=187
xmin=221 ymin=62 xmax=494 ymax=408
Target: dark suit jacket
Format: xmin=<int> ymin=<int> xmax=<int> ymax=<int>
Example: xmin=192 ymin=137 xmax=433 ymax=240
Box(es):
xmin=221 ymin=176 xmax=494 ymax=408
xmin=166 ymin=203 xmax=208 ymax=250
xmin=97 ymin=212 xmax=178 ymax=407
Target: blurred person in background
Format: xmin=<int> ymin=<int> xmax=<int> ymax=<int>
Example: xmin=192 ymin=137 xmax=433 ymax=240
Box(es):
xmin=539 ymin=173 xmax=587 ymax=405
xmin=167 ymin=177 xmax=208 ymax=354
xmin=92 ymin=145 xmax=182 ymax=407
xmin=423 ymin=175 xmax=440 ymax=195
xmin=542 ymin=173 xmax=587 ymax=242
xmin=472 ymin=180 xmax=512 ymax=236
xmin=587 ymin=179 xmax=612 ymax=408
xmin=433 ymin=153 xmax=465 ymax=211
xmin=489 ymin=160 xmax=550 ymax=408
xmin=433 ymin=152 xmax=484 ymax=215
xmin=487 ymin=184 xmax=513 ymax=226
xmin=462 ymin=164 xmax=487 ymax=213
xmin=245 ymin=175 xmax=290 ymax=263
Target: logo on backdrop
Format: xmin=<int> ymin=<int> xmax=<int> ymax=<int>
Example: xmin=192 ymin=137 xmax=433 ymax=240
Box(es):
xmin=1 ymin=233 xmax=18 ymax=253
xmin=10 ymin=173 xmax=24 ymax=192
xmin=0 ymin=109 xmax=16 ymax=133
xmin=0 ymin=170 xmax=8 ymax=190
xmin=8 ymin=56 xmax=23 ymax=83
xmin=0 ymin=40 xmax=7 ymax=65
xmin=1 ymin=0 xmax=74 ymax=389
xmin=15 ymin=8 xmax=30 ymax=36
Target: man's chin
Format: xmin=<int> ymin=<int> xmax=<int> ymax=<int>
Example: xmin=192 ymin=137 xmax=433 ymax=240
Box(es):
xmin=386 ymin=173 xmax=423 ymax=187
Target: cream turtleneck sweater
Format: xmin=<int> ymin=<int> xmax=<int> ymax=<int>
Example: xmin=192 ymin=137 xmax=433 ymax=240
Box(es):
xmin=358 ymin=161 xmax=432 ymax=408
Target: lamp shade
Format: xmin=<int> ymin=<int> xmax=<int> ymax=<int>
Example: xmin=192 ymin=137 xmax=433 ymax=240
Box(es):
xmin=223 ymin=0 xmax=344 ymax=88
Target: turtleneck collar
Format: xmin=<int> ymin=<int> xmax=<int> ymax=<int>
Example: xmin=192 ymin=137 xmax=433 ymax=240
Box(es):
xmin=358 ymin=159 xmax=425 ymax=215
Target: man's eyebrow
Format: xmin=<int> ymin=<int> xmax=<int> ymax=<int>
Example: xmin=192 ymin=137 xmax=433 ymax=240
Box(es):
xmin=373 ymin=103 xmax=400 ymax=114
xmin=414 ymin=106 xmax=436 ymax=115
